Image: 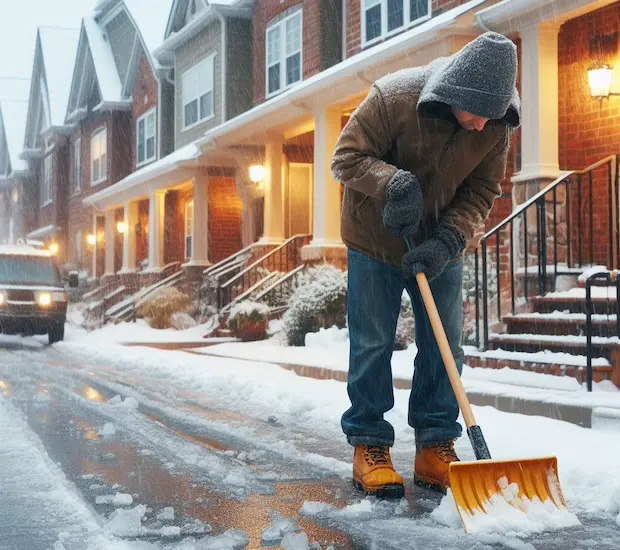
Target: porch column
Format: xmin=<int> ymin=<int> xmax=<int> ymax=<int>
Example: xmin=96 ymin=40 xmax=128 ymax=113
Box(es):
xmin=120 ymin=201 xmax=139 ymax=273
xmin=261 ymin=136 xmax=285 ymax=243
xmin=513 ymin=23 xmax=560 ymax=184
xmin=104 ymin=209 xmax=115 ymax=277
xmin=190 ymin=174 xmax=209 ymax=265
xmin=91 ymin=211 xmax=98 ymax=278
xmin=301 ymin=107 xmax=346 ymax=264
xmin=147 ymin=191 xmax=166 ymax=271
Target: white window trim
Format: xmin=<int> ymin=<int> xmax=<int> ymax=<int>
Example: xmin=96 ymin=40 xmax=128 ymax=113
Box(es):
xmin=73 ymin=138 xmax=81 ymax=195
xmin=90 ymin=127 xmax=107 ymax=186
xmin=360 ymin=0 xmax=432 ymax=47
xmin=136 ymin=108 xmax=157 ymax=168
xmin=265 ymin=9 xmax=303 ymax=99
xmin=185 ymin=200 xmax=194 ymax=260
xmin=181 ymin=53 xmax=216 ymax=132
xmin=41 ymin=154 xmax=53 ymax=207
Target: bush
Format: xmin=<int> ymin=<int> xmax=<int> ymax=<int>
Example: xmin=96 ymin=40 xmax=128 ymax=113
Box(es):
xmin=394 ymin=291 xmax=415 ymax=350
xmin=282 ymin=265 xmax=347 ymax=346
xmin=138 ymin=287 xmax=193 ymax=329
xmin=228 ymin=301 xmax=270 ymax=341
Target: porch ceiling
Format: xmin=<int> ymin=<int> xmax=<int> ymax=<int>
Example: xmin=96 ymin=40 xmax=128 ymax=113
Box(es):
xmin=197 ymin=0 xmax=488 ymax=149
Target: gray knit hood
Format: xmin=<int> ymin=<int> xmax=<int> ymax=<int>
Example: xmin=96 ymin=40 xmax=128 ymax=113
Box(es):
xmin=417 ymin=32 xmax=520 ymax=128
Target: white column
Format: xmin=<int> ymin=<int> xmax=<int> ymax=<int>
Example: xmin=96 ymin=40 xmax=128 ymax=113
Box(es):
xmin=261 ymin=136 xmax=285 ymax=243
xmin=512 ymin=23 xmax=560 ymax=183
xmin=120 ymin=201 xmax=139 ymax=273
xmin=147 ymin=191 xmax=166 ymax=271
xmin=91 ymin=211 xmax=98 ymax=278
xmin=104 ymin=209 xmax=115 ymax=277
xmin=309 ymin=107 xmax=343 ymax=246
xmin=190 ymin=174 xmax=210 ymax=265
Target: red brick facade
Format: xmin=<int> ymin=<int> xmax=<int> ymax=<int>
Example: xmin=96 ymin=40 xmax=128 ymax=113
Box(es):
xmin=131 ymin=55 xmax=159 ymax=169
xmin=208 ymin=170 xmax=243 ymax=263
xmin=558 ymin=2 xmax=620 ymax=265
xmin=345 ymin=0 xmax=472 ymax=58
xmin=252 ymin=0 xmax=321 ymax=105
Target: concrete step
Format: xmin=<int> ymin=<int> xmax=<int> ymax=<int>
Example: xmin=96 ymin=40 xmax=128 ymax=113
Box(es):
xmin=531 ymin=292 xmax=617 ymax=315
xmin=503 ymin=312 xmax=618 ymax=337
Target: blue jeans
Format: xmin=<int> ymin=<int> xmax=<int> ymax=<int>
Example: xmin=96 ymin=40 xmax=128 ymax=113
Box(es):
xmin=342 ymin=248 xmax=464 ymax=448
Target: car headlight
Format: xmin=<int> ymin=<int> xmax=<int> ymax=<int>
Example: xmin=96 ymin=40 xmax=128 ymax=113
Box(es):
xmin=36 ymin=292 xmax=52 ymax=307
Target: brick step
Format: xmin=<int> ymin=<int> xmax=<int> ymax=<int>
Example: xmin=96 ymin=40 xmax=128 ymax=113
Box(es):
xmin=532 ymin=294 xmax=617 ymax=315
xmin=503 ymin=313 xmax=617 ymax=337
xmin=465 ymin=351 xmax=615 ymax=384
xmin=488 ymin=332 xmax=620 ymax=360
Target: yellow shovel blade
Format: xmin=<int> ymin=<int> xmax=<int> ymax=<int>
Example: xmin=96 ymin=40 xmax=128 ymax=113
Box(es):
xmin=448 ymin=456 xmax=568 ymax=533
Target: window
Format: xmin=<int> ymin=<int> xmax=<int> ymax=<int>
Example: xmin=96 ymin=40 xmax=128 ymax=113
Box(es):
xmin=182 ymin=55 xmax=214 ymax=129
xmin=362 ymin=0 xmax=430 ymax=44
xmin=137 ymin=109 xmax=156 ymax=166
xmin=41 ymin=155 xmax=52 ymax=206
xmin=91 ymin=128 xmax=107 ymax=185
xmin=185 ymin=200 xmax=194 ymax=259
xmin=73 ymin=138 xmax=81 ymax=194
xmin=266 ymin=10 xmax=302 ymax=97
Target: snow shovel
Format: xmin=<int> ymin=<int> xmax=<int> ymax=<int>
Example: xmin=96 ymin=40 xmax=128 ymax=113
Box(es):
xmin=404 ymin=236 xmax=569 ymax=532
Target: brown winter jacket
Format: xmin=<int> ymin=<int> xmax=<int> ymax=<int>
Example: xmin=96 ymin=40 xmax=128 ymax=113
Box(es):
xmin=331 ymin=57 xmax=520 ymax=267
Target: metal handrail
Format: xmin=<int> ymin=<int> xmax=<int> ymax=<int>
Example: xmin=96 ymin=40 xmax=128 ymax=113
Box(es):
xmin=203 ymin=243 xmax=256 ymax=276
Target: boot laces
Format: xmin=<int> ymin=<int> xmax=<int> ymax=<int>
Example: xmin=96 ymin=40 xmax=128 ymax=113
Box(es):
xmin=363 ymin=445 xmax=391 ymax=466
xmin=437 ymin=441 xmax=458 ymax=461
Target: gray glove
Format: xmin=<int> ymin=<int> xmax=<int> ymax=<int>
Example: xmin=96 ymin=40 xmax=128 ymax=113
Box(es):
xmin=383 ymin=170 xmax=423 ymax=237
xmin=402 ymin=225 xmax=465 ymax=281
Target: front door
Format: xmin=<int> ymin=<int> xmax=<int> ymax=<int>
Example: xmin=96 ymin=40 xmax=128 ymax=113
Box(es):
xmin=286 ymin=163 xmax=312 ymax=238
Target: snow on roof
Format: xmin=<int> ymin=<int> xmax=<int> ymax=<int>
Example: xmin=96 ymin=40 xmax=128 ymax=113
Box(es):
xmin=83 ymin=141 xmax=202 ymax=206
xmin=38 ymin=27 xmax=81 ymax=127
xmin=0 ymin=78 xmax=31 ymax=102
xmin=82 ymin=16 xmax=123 ymax=103
xmin=124 ymin=0 xmax=173 ymax=58
xmin=0 ymin=99 xmax=29 ymax=173
xmin=0 ymin=245 xmax=51 ymax=257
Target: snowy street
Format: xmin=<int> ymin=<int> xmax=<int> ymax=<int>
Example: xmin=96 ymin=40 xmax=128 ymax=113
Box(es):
xmin=0 ymin=328 xmax=619 ymax=550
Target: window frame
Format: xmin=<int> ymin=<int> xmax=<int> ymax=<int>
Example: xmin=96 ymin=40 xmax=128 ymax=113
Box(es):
xmin=265 ymin=8 xmax=303 ymax=98
xmin=41 ymin=154 xmax=53 ymax=207
xmin=90 ymin=127 xmax=108 ymax=186
xmin=360 ymin=0 xmax=432 ymax=47
xmin=136 ymin=108 xmax=157 ymax=167
xmin=181 ymin=54 xmax=216 ymax=131
xmin=72 ymin=138 xmax=81 ymax=195
xmin=185 ymin=200 xmax=194 ymax=260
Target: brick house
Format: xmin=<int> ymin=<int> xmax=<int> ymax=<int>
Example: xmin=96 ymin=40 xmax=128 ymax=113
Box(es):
xmin=20 ymin=26 xmax=81 ymax=263
xmin=0 ymin=78 xmax=31 ymax=244
xmin=65 ymin=0 xmax=174 ymax=282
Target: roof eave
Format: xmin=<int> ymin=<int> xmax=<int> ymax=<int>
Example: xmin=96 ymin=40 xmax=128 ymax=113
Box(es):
xmin=154 ymin=7 xmax=218 ymax=60
xmin=93 ymin=100 xmax=133 ymax=112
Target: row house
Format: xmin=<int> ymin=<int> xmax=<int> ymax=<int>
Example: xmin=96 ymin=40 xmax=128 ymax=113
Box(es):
xmin=0 ymin=77 xmax=31 ymax=244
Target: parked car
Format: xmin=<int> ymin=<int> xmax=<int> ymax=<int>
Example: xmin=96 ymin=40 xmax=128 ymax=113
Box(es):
xmin=0 ymin=245 xmax=78 ymax=344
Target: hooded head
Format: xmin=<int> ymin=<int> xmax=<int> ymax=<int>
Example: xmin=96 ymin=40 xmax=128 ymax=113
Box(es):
xmin=417 ymin=32 xmax=520 ymax=128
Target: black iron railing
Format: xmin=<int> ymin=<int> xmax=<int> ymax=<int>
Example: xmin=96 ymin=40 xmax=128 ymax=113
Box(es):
xmin=475 ymin=155 xmax=618 ymax=349
xmin=585 ymin=270 xmax=620 ymax=392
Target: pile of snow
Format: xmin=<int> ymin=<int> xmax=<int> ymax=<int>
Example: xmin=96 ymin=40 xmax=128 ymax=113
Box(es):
xmin=578 ymin=265 xmax=610 ymax=283
xmin=97 ymin=422 xmax=116 ymax=436
xmin=282 ymin=531 xmax=309 ymax=550
xmin=261 ymin=518 xmax=296 ymax=542
xmin=103 ymin=504 xmax=147 ymax=537
xmin=229 ymin=300 xmax=270 ymax=321
xmin=304 ymin=325 xmax=348 ymax=348
xmin=157 ymin=506 xmax=175 ymax=521
xmin=95 ymin=492 xmax=133 ymax=507
xmin=108 ymin=394 xmax=139 ymax=409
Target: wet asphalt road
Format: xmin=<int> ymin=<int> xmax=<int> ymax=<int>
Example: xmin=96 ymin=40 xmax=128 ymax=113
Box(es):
xmin=0 ymin=336 xmax=619 ymax=550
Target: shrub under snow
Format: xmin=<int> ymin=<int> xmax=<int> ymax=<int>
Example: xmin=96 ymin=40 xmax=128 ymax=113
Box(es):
xmin=137 ymin=287 xmax=193 ymax=329
xmin=282 ymin=265 xmax=347 ymax=346
xmin=228 ymin=301 xmax=270 ymax=341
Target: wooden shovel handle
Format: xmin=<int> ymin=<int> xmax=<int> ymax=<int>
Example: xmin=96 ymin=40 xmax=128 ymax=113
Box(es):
xmin=415 ymin=272 xmax=478 ymax=429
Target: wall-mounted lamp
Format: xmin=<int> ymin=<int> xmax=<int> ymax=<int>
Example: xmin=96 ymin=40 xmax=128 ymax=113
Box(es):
xmin=588 ymin=64 xmax=618 ymax=99
xmin=11 ymin=187 xmax=19 ymax=204
xmin=87 ymin=234 xmax=96 ymax=246
xmin=249 ymin=164 xmax=265 ymax=186
xmin=48 ymin=242 xmax=59 ymax=255
xmin=116 ymin=221 xmax=127 ymax=234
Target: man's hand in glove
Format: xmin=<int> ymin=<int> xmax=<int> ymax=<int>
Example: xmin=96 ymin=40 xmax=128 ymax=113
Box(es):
xmin=402 ymin=225 xmax=466 ymax=281
xmin=383 ymin=170 xmax=423 ymax=237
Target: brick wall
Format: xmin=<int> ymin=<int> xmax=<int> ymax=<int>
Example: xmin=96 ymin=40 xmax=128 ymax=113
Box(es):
xmin=208 ymin=170 xmax=243 ymax=263
xmin=252 ymin=0 xmax=322 ymax=106
xmin=131 ymin=55 xmax=159 ymax=169
xmin=346 ymin=0 xmax=472 ymax=58
xmin=558 ymin=2 xmax=620 ymax=265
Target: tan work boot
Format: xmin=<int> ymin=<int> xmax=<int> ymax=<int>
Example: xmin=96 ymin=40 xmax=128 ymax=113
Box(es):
xmin=352 ymin=445 xmax=404 ymax=499
xmin=414 ymin=440 xmax=460 ymax=493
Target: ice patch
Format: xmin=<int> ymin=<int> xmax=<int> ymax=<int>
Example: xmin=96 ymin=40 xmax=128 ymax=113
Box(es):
xmin=300 ymin=501 xmax=335 ymax=516
xmin=202 ymin=528 xmax=249 ymax=549
xmin=159 ymin=525 xmax=181 ymax=537
xmin=181 ymin=518 xmax=212 ymax=534
xmin=223 ymin=471 xmax=247 ymax=486
xmin=282 ymin=531 xmax=309 ymax=550
xmin=108 ymin=395 xmax=122 ymax=405
xmin=338 ymin=498 xmax=373 ymax=519
xmin=98 ymin=422 xmax=115 ymax=436
xmin=157 ymin=506 xmax=175 ymax=521
xmin=95 ymin=492 xmax=132 ymax=506
xmin=261 ymin=518 xmax=296 ymax=542
xmin=103 ymin=504 xmax=147 ymax=537
xmin=81 ymin=474 xmax=95 ymax=480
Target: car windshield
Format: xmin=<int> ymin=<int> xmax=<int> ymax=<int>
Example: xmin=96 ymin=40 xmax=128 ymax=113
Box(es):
xmin=0 ymin=255 xmax=62 ymax=286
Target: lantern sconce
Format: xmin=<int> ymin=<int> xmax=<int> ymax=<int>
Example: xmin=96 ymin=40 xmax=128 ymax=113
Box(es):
xmin=86 ymin=234 xmax=96 ymax=246
xmin=249 ymin=164 xmax=265 ymax=188
xmin=588 ymin=64 xmax=619 ymax=100
xmin=116 ymin=221 xmax=127 ymax=234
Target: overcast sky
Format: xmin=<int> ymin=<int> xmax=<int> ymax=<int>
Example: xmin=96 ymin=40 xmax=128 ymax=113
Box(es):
xmin=0 ymin=0 xmax=98 ymax=79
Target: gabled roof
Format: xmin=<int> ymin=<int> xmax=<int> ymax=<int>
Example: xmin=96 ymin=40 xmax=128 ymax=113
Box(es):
xmin=37 ymin=27 xmax=81 ymax=127
xmin=0 ymin=99 xmax=30 ymax=174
